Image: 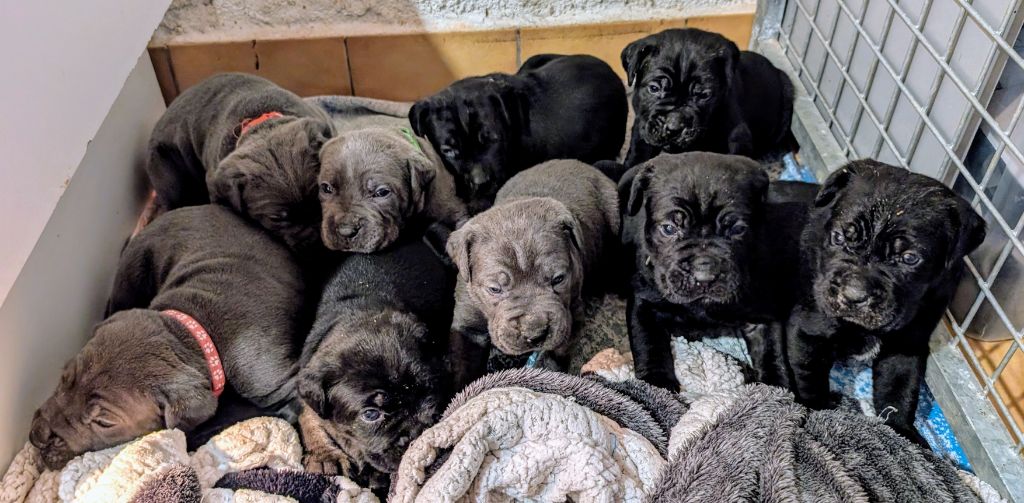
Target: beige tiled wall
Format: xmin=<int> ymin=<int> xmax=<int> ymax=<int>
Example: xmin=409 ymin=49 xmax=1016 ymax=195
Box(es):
xmin=148 ymin=12 xmax=754 ymax=104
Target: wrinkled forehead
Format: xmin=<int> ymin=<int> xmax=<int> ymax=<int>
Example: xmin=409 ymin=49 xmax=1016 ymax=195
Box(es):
xmin=329 ymin=141 xmax=408 ymax=185
xmin=651 ymin=166 xmax=756 ymax=215
xmin=473 ymin=228 xmax=570 ymax=276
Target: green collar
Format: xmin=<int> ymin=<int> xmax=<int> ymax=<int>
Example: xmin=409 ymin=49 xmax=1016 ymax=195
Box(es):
xmin=399 ymin=127 xmax=424 ymax=154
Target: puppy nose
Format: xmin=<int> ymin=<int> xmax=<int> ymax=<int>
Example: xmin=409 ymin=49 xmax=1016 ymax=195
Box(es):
xmin=337 ymin=224 xmax=360 ymax=238
xmin=397 ymin=435 xmax=411 ymax=448
xmin=29 ymin=419 xmax=51 ymax=447
xmin=691 ymin=256 xmax=720 ymax=283
xmin=665 ymin=113 xmax=686 ymax=133
xmin=470 ymin=167 xmax=490 ymax=188
xmin=525 ymin=325 xmax=550 ymax=345
xmin=840 ymin=278 xmax=871 ymax=306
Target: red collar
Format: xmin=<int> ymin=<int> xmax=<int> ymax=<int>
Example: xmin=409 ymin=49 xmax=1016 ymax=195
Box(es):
xmin=239 ymin=111 xmax=285 ymax=137
xmin=161 ymin=309 xmax=226 ymax=397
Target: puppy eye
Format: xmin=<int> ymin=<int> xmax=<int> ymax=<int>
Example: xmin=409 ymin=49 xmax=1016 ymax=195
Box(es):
xmin=647 ymin=82 xmax=662 ymax=95
xmin=372 ymin=187 xmax=392 ymax=198
xmin=360 ymin=408 xmax=383 ymax=423
xmin=268 ymin=211 xmax=289 ymax=223
xmin=727 ymin=222 xmax=748 ymax=237
xmin=830 ymin=230 xmax=846 ymax=246
xmin=319 ymin=182 xmax=335 ymax=195
xmin=660 ymin=223 xmax=678 ymax=237
xmin=92 ymin=417 xmax=117 ymax=429
xmin=901 ymin=251 xmax=922 ymax=266
xmin=440 ymin=146 xmax=459 ymax=159
xmin=551 ymin=273 xmax=566 ymax=286
xmin=487 ymin=285 xmax=503 ymax=295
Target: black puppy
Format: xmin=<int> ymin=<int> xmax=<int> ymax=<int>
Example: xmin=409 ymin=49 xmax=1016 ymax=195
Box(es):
xmin=786 ymin=160 xmax=985 ymax=444
xmin=410 ymin=54 xmax=627 ymax=212
xmin=622 ymin=28 xmax=795 ymax=167
xmin=30 ymin=206 xmax=307 ymax=469
xmin=296 ymin=231 xmax=454 ymax=491
xmin=622 ymin=152 xmax=814 ymax=389
xmin=147 ymin=73 xmax=334 ymax=251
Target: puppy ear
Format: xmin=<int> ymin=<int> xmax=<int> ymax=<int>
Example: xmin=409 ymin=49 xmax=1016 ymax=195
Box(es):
xmin=626 ymin=162 xmax=656 ymax=216
xmin=948 ymin=198 xmax=986 ymax=269
xmin=718 ymin=41 xmax=741 ymax=91
xmin=747 ymin=163 xmax=770 ymax=202
xmin=409 ymin=101 xmax=430 ymax=138
xmin=307 ymin=119 xmax=334 ymax=153
xmin=297 ymin=366 xmax=330 ymax=418
xmin=560 ymin=215 xmax=582 ymax=252
xmin=622 ymin=39 xmax=655 ymax=87
xmin=157 ymin=380 xmax=217 ymax=431
xmin=209 ymin=162 xmax=248 ymax=213
xmin=446 ymin=225 xmax=475 ymax=282
xmin=814 ymin=164 xmax=858 ymax=208
xmin=491 ymin=88 xmax=527 ymax=131
xmin=407 ymin=156 xmax=436 ymax=214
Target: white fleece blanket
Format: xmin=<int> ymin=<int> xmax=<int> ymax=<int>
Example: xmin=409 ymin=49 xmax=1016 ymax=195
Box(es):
xmin=0 ymin=417 xmax=376 ymax=503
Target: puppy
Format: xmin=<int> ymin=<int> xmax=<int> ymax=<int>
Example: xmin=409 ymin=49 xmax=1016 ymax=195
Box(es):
xmin=622 ymin=152 xmax=813 ymax=390
xmin=447 ymin=160 xmax=620 ymax=387
xmin=30 ymin=206 xmax=307 ymax=470
xmin=786 ymin=160 xmax=985 ymax=443
xmin=410 ymin=54 xmax=627 ymax=212
xmin=317 ymin=127 xmax=468 ymax=252
xmin=297 ymin=232 xmax=454 ymax=490
xmin=146 ymin=73 xmax=335 ymax=251
xmin=621 ymin=28 xmax=795 ymax=167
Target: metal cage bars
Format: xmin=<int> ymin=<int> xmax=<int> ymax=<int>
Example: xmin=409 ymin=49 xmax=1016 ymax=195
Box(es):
xmin=752 ymin=0 xmax=1024 ymax=498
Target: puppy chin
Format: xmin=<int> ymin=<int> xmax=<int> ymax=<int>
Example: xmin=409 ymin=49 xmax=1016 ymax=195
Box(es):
xmin=324 ymin=226 xmax=396 ymax=253
xmin=40 ymin=447 xmax=75 ymax=471
xmin=653 ymin=267 xmax=738 ymax=305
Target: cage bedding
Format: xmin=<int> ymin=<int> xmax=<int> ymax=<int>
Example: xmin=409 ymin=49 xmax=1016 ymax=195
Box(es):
xmin=1 ymin=338 xmax=1003 ymax=503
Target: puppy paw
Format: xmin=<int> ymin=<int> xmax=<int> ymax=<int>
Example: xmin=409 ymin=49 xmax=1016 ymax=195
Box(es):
xmin=303 ymin=451 xmax=351 ymax=476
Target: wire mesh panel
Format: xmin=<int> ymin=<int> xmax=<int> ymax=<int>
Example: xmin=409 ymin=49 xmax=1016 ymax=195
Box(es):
xmin=752 ymin=0 xmax=1024 ymax=498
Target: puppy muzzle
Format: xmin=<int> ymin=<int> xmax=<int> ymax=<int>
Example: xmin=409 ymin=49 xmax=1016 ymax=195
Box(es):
xmin=642 ymin=108 xmax=702 ymax=149
xmin=490 ymin=301 xmax=572 ymax=355
xmin=653 ymin=253 xmax=738 ymax=305
xmin=323 ymin=213 xmax=396 ymax=253
xmin=816 ymin=270 xmax=899 ymax=330
xmin=30 ymin=416 xmax=75 ymax=470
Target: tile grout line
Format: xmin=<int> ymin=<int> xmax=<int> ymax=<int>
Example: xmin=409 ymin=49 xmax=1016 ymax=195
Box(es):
xmin=515 ymin=28 xmax=522 ymax=68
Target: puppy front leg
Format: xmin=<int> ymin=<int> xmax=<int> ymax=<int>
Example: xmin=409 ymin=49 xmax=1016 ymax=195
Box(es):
xmin=873 ymin=347 xmax=928 ymax=446
xmin=627 ymin=294 xmax=679 ymax=390
xmin=298 ymin=405 xmax=354 ymax=476
xmin=743 ymin=322 xmax=790 ymax=387
xmin=449 ymin=328 xmax=490 ymax=391
xmin=726 ymin=123 xmax=754 ymax=157
xmin=623 ymin=125 xmax=659 ymax=168
xmin=786 ymin=306 xmax=835 ymax=409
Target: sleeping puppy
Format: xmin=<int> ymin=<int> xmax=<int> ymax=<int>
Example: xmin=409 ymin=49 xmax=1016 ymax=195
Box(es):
xmin=787 ymin=160 xmax=985 ymax=444
xmin=296 ymin=231 xmax=454 ymax=490
xmin=30 ymin=206 xmax=307 ymax=470
xmin=621 ymin=28 xmax=795 ymax=167
xmin=447 ymin=160 xmax=620 ymax=388
xmin=410 ymin=54 xmax=627 ymax=212
xmin=621 ymin=152 xmax=813 ymax=390
xmin=317 ymin=127 xmax=468 ymax=252
xmin=146 ymin=73 xmax=334 ymax=251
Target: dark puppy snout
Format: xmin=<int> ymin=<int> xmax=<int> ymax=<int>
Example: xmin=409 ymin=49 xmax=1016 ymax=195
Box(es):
xmin=664 ymin=112 xmax=687 ymax=134
xmin=337 ymin=223 xmax=361 ymax=238
xmin=839 ymin=277 xmax=871 ymax=306
xmin=691 ymin=256 xmax=720 ymax=283
xmin=29 ymin=417 xmax=51 ymax=447
xmin=526 ymin=324 xmax=550 ymax=345
xmin=469 ymin=167 xmax=491 ymax=190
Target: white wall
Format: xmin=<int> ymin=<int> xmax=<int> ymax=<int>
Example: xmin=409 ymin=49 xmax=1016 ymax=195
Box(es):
xmin=154 ymin=0 xmax=754 ymax=42
xmin=0 ymin=1 xmax=171 ymax=470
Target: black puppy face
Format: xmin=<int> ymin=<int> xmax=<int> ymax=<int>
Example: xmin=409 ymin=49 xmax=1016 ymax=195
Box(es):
xmin=810 ymin=161 xmax=985 ymax=331
xmin=31 ymin=311 xmax=216 ymax=469
xmin=410 ymin=78 xmax=524 ymax=211
xmin=211 ymin=117 xmax=333 ymax=252
xmin=623 ymin=29 xmax=738 ymax=151
xmin=627 ymin=152 xmax=767 ymax=305
xmin=299 ymin=311 xmax=445 ymax=474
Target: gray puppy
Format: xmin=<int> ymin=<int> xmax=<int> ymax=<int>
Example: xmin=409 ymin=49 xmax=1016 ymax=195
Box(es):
xmin=29 ymin=206 xmax=307 ymax=470
xmin=447 ymin=160 xmax=620 ymax=387
xmin=317 ymin=127 xmax=467 ymax=252
xmin=146 ymin=73 xmax=335 ymax=252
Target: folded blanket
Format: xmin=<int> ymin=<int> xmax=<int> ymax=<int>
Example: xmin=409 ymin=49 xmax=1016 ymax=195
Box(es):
xmin=0 ymin=417 xmax=377 ymax=503
xmin=304 ymin=95 xmax=411 ymax=134
xmin=390 ymin=368 xmax=683 ymax=502
xmin=654 ymin=383 xmax=1002 ymax=502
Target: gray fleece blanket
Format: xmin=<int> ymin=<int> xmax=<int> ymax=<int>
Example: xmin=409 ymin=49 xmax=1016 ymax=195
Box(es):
xmin=657 ymin=383 xmax=990 ymax=502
